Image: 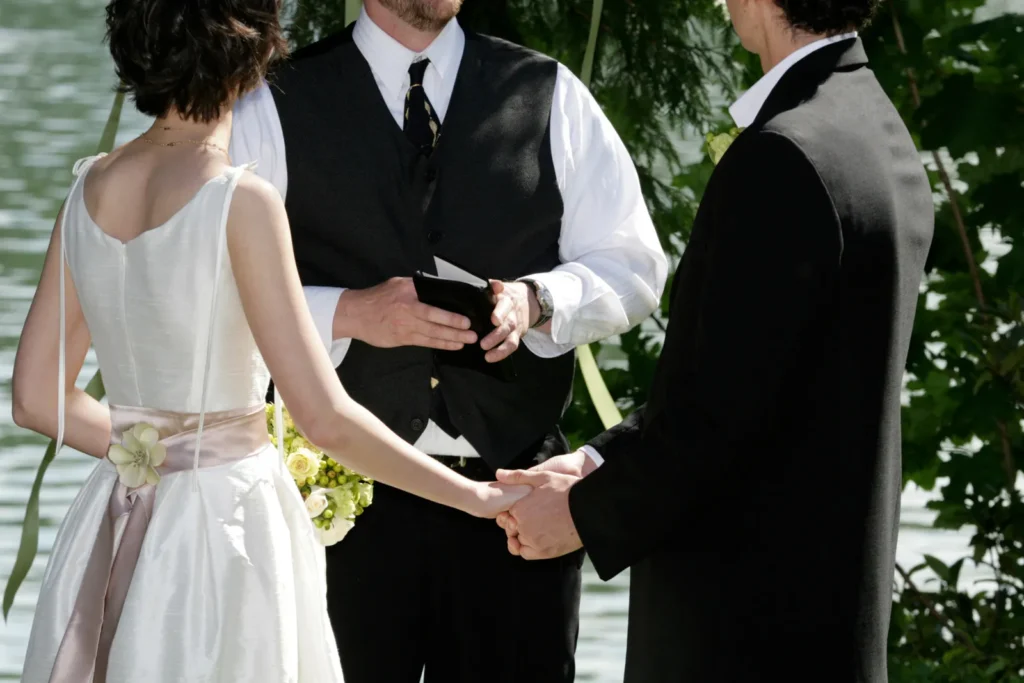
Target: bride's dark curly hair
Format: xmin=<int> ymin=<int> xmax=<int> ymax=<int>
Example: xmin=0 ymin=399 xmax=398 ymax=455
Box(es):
xmin=774 ymin=0 xmax=881 ymax=35
xmin=105 ymin=0 xmax=288 ymax=122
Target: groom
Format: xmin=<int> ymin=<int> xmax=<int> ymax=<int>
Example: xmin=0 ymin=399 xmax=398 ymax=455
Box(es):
xmin=231 ymin=0 xmax=667 ymax=681
xmin=499 ymin=1 xmax=934 ymax=681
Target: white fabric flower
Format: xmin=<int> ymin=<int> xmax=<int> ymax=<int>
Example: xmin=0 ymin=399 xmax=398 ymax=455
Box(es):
xmin=107 ymin=423 xmax=166 ymax=489
xmin=285 ymin=448 xmax=321 ymax=483
xmin=305 ymin=491 xmax=329 ymax=519
xmin=317 ymin=519 xmax=354 ymax=546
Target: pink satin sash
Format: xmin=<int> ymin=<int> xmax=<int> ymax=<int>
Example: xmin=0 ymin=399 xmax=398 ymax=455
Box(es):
xmin=47 ymin=404 xmax=270 ymax=683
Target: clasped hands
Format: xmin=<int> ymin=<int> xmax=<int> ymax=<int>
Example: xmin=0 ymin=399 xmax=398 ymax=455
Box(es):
xmin=494 ymin=450 xmax=597 ymax=560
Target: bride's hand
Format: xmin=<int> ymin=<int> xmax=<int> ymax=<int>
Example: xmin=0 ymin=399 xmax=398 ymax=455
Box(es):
xmin=467 ymin=481 xmax=532 ymax=519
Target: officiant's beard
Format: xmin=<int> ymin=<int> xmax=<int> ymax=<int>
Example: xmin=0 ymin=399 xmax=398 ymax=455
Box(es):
xmin=378 ymin=0 xmax=463 ymax=32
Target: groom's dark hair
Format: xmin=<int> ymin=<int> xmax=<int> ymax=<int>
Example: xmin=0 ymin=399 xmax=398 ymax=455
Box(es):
xmin=105 ymin=0 xmax=289 ymax=123
xmin=774 ymin=0 xmax=881 ymax=35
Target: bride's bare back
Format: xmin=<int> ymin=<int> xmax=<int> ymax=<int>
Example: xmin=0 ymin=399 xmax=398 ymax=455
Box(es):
xmin=82 ymin=142 xmax=236 ymax=245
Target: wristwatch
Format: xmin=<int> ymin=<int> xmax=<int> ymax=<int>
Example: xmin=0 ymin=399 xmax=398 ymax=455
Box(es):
xmin=520 ymin=278 xmax=554 ymax=329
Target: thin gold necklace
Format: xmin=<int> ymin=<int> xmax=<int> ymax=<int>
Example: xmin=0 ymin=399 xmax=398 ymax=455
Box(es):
xmin=139 ymin=131 xmax=228 ymax=156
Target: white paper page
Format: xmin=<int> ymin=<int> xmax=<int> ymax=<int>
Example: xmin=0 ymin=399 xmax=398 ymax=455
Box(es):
xmin=432 ymin=256 xmax=487 ymax=287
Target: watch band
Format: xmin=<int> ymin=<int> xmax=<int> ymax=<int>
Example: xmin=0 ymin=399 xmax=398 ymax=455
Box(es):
xmin=522 ymin=278 xmax=554 ymax=329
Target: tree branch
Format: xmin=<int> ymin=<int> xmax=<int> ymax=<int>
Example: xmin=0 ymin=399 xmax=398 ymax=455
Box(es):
xmin=895 ymin=563 xmax=981 ymax=654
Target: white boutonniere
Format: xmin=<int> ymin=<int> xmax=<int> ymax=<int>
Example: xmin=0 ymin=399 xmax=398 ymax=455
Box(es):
xmin=705 ymin=127 xmax=744 ymax=166
xmin=107 ymin=423 xmax=167 ymax=489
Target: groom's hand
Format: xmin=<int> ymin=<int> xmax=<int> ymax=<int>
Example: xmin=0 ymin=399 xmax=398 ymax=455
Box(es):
xmin=495 ymin=469 xmax=582 ymax=560
xmin=336 ymin=277 xmax=478 ymax=350
xmin=495 ymin=451 xmax=596 ymax=540
xmin=481 ymin=281 xmax=537 ymax=363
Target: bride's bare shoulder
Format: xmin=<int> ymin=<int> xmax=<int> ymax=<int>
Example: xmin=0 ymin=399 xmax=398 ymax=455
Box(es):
xmin=228 ymin=170 xmax=288 ymax=239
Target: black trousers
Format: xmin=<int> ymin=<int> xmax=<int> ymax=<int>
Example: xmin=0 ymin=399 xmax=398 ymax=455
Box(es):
xmin=326 ymin=435 xmax=583 ymax=683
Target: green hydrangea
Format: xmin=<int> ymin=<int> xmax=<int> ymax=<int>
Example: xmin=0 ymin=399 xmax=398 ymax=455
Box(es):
xmin=705 ymin=127 xmax=744 ymax=166
xmin=266 ymin=404 xmax=374 ymax=542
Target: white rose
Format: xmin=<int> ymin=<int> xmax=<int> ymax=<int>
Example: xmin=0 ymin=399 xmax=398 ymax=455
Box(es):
xmin=305 ymin=491 xmax=329 ymax=519
xmin=317 ymin=519 xmax=354 ymax=546
xmin=286 ymin=447 xmax=321 ymax=483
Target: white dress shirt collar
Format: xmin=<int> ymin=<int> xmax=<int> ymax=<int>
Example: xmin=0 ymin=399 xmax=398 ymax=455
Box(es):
xmin=729 ymin=32 xmax=858 ymax=128
xmin=352 ymin=6 xmax=465 ymax=104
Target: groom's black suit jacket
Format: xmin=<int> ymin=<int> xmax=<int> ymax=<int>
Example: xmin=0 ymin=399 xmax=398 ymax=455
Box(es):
xmin=569 ymin=39 xmax=933 ymax=682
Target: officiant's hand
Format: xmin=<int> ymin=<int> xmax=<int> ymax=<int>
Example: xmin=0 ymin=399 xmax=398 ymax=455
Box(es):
xmin=481 ymin=281 xmax=537 ymax=363
xmin=336 ymin=277 xmax=478 ymax=350
xmin=494 ymin=469 xmax=583 ymax=560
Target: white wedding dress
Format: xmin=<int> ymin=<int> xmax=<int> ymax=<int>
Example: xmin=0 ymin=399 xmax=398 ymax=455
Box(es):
xmin=21 ymin=155 xmax=344 ymax=683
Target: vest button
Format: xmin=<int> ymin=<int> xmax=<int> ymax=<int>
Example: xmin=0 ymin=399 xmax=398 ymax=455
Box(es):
xmin=424 ymin=167 xmax=437 ymax=182
xmin=426 ymin=230 xmax=443 ymax=245
xmin=410 ymin=418 xmax=425 ymax=432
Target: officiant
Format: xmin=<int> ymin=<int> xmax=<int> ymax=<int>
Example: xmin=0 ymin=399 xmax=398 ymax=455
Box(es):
xmin=230 ymin=1 xmax=666 ymax=681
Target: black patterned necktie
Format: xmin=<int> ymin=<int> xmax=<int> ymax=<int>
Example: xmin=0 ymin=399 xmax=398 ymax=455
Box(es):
xmin=405 ymin=58 xmax=442 ymax=155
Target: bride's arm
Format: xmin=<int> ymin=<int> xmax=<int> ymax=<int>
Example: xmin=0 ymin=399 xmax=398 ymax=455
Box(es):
xmin=227 ymin=174 xmax=527 ymax=518
xmin=11 ymin=205 xmax=111 ymax=459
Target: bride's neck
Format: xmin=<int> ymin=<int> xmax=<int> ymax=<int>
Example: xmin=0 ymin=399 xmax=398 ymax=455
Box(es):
xmin=146 ymin=109 xmax=233 ymax=148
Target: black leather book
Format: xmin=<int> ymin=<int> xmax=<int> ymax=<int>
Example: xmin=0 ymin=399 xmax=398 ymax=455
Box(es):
xmin=413 ymin=257 xmax=516 ymax=382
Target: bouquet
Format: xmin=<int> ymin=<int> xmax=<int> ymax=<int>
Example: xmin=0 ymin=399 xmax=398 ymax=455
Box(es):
xmin=266 ymin=405 xmax=373 ymax=545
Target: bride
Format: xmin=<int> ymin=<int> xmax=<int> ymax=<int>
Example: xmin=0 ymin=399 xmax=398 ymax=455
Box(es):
xmin=10 ymin=1 xmax=527 ymax=681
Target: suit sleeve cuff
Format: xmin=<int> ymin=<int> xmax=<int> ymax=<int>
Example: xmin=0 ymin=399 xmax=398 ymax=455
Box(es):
xmin=569 ymin=466 xmax=633 ymax=581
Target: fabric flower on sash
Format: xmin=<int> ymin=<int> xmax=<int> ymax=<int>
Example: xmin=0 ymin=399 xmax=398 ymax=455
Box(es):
xmin=107 ymin=423 xmax=167 ymax=488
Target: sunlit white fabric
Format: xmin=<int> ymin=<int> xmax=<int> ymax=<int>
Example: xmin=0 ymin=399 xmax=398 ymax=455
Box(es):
xmin=21 ymin=156 xmax=344 ymax=683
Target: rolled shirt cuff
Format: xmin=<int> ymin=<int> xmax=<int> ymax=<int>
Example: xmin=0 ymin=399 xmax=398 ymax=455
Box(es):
xmin=303 ymin=286 xmax=352 ymax=368
xmin=518 ymin=271 xmax=581 ymax=359
xmin=580 ymin=445 xmax=605 ymax=468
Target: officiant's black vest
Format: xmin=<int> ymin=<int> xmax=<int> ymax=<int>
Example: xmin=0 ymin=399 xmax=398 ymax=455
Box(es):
xmin=271 ymin=28 xmax=575 ymax=469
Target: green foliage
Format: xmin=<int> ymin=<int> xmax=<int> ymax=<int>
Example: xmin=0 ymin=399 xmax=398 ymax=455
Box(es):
xmin=862 ymin=2 xmax=1024 ymax=679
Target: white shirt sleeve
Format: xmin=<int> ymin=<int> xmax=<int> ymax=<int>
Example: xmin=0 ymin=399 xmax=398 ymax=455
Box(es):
xmin=580 ymin=445 xmax=605 ymax=468
xmin=230 ymin=82 xmax=288 ymax=198
xmin=231 ymin=83 xmax=354 ymax=369
xmin=522 ymin=64 xmax=668 ymax=359
xmin=303 ymin=286 xmax=353 ymax=368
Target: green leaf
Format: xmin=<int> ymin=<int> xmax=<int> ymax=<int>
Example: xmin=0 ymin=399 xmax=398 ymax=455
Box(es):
xmin=2 ymin=92 xmax=121 ymax=620
xmin=580 ymin=0 xmax=604 ymax=88
xmin=948 ymin=558 xmax=964 ymax=588
xmin=572 ymin=0 xmax=623 ymax=432
xmin=923 ymin=554 xmax=951 ymax=583
xmin=985 ymin=659 xmax=1007 ymax=676
xmin=577 ymin=343 xmax=622 ymax=430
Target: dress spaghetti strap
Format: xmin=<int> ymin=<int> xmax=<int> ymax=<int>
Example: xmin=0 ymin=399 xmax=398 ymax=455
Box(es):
xmin=56 ymin=155 xmax=107 ymax=459
xmin=190 ymin=161 xmax=260 ymax=488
